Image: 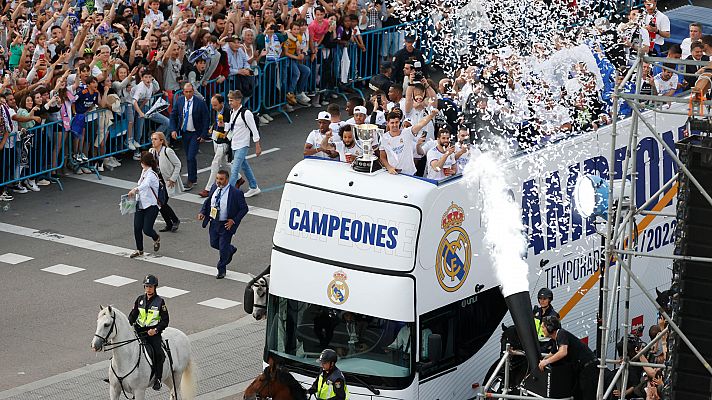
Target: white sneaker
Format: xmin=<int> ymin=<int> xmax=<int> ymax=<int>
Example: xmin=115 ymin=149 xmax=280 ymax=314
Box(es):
xmin=264 ymin=114 xmax=274 ymax=122
xmin=297 ymin=92 xmax=311 ymax=104
xmin=81 ymin=167 xmax=92 ymax=174
xmin=80 ymin=153 xmax=89 ymax=162
xmin=244 ymin=187 xmax=261 ymax=198
xmin=330 ymin=93 xmax=339 ymax=99
xmin=13 ymin=184 xmax=28 ymax=193
xmin=75 ymin=168 xmax=84 ymax=175
xmin=36 ymin=179 xmax=51 ymax=186
xmin=26 ymin=180 xmax=40 ymax=192
xmin=133 ymin=151 xmax=141 ymax=161
xmin=0 ymin=191 xmax=13 ymax=201
xmin=259 ymin=115 xmax=270 ymax=125
xmin=106 ymin=157 xmax=121 ymax=167
xmin=128 ymin=140 xmax=137 ymax=151
xmin=97 ymin=163 xmax=105 ymax=172
xmin=284 ymin=105 xmax=295 ymax=113
xmin=133 ymin=140 xmax=142 ymax=149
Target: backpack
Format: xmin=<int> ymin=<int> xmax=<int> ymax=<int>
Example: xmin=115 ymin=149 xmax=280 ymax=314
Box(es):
xmin=238 ymin=107 xmax=260 ymax=138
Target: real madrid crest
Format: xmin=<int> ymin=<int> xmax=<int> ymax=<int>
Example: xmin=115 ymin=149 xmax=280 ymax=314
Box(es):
xmin=327 ymin=270 xmax=350 ymax=305
xmin=436 ymin=202 xmax=472 ymax=292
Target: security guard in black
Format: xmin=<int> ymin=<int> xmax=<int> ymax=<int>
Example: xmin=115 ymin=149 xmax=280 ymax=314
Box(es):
xmin=127 ymin=275 xmax=169 ymax=390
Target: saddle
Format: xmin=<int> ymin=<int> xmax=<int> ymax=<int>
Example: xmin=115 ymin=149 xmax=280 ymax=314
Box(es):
xmin=139 ymin=337 xmax=172 ymax=380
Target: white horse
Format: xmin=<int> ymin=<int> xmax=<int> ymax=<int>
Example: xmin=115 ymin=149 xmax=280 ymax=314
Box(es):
xmin=251 ymin=274 xmax=270 ymax=320
xmin=91 ymin=306 xmax=196 ymax=400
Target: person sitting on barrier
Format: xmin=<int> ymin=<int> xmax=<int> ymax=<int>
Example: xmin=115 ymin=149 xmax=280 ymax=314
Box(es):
xmin=113 ymin=65 xmax=141 ymax=152
xmin=283 ymin=22 xmax=312 ymax=108
xmin=72 ymin=76 xmax=111 ymax=174
xmin=539 ymin=315 xmax=599 ymax=400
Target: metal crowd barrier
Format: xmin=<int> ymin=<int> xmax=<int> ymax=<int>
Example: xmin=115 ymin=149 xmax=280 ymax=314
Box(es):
xmin=1 ymin=19 xmax=430 ymax=187
xmin=0 ymin=120 xmax=65 ymax=190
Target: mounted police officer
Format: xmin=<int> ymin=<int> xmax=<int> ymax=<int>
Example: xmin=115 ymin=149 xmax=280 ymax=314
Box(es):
xmin=307 ymin=349 xmax=350 ymax=399
xmin=127 ymin=274 xmax=169 ymax=390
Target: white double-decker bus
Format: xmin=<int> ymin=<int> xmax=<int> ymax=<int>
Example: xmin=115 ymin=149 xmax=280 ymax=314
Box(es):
xmin=258 ymin=107 xmax=687 ymax=399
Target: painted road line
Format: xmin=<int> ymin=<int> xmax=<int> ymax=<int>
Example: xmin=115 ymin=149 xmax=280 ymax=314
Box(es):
xmin=0 ymin=315 xmax=258 ymax=400
xmin=0 ymin=253 xmax=34 ymax=264
xmin=0 ymin=222 xmax=253 ymax=284
xmin=41 ymin=264 xmax=85 ymax=276
xmin=182 ymin=147 xmax=282 ymax=176
xmin=70 ymin=174 xmax=279 ymax=220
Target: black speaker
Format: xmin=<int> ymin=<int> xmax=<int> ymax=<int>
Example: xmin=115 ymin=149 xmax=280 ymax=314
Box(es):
xmin=670 ymin=136 xmax=712 ymax=400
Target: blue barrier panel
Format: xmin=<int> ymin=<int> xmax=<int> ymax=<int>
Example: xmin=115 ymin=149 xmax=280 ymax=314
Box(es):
xmin=260 ymin=56 xmax=292 ymax=122
xmin=0 ymin=120 xmax=65 ymax=190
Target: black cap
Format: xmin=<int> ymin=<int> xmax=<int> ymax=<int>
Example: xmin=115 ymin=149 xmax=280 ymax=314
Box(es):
xmin=319 ymin=349 xmax=338 ymax=363
xmin=404 ymin=34 xmax=416 ymax=43
xmin=143 ymin=274 xmax=159 ymax=287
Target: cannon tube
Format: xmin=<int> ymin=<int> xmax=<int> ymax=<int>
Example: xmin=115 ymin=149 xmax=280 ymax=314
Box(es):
xmin=504 ymin=291 xmax=541 ymax=374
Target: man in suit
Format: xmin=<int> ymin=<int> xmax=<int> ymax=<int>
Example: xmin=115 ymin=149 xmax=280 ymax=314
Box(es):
xmin=198 ymin=170 xmax=249 ymax=279
xmin=170 ymin=83 xmax=210 ymax=191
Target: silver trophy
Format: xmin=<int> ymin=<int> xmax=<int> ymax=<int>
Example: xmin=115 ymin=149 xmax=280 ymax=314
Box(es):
xmin=352 ymin=124 xmax=383 ymax=173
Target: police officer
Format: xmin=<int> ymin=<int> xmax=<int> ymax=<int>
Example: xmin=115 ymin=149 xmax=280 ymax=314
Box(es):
xmin=533 ymin=287 xmax=560 ymax=338
xmin=538 ymin=316 xmax=598 ymax=400
xmin=127 ymin=275 xmax=169 ymax=390
xmin=307 ymin=349 xmax=350 ymax=399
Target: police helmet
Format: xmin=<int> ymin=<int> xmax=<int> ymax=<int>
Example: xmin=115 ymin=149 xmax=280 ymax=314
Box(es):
xmin=538 ymin=287 xmax=554 ymax=301
xmin=318 ymin=349 xmax=338 ymax=364
xmin=542 ymin=316 xmax=561 ymax=333
xmin=143 ymin=274 xmax=159 ymax=287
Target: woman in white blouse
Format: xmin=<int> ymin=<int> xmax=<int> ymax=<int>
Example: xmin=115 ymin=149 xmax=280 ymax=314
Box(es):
xmin=127 ymin=152 xmax=162 ymax=258
xmin=149 ymin=132 xmax=183 ymax=232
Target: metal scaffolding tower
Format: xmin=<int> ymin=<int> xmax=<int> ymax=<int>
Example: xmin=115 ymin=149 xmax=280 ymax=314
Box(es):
xmin=595 ymin=53 xmax=712 ymax=400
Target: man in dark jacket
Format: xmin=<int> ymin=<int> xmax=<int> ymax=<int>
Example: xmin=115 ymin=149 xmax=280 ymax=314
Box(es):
xmin=127 ymin=274 xmax=169 ymax=390
xmin=392 ymin=35 xmax=426 ymax=85
xmin=307 ymin=349 xmax=349 ymax=399
xmin=198 ymin=169 xmax=249 ymax=278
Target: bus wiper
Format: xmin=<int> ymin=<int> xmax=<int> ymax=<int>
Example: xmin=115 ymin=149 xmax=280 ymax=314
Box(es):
xmin=346 ymin=372 xmax=380 ymax=395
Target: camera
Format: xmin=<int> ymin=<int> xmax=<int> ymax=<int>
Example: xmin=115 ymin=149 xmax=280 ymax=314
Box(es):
xmin=413 ymin=60 xmax=423 ymax=82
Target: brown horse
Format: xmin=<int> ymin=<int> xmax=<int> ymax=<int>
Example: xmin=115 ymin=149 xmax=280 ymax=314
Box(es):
xmin=243 ymin=356 xmax=308 ymax=400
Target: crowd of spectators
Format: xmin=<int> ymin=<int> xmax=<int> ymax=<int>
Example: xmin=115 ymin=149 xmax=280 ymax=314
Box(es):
xmin=0 ymin=0 xmax=416 ymax=201
xmin=300 ymin=0 xmax=712 ymax=183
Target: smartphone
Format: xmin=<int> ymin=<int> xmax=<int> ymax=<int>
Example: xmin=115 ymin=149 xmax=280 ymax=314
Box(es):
xmin=187 ymin=18 xmax=196 ymax=24
xmin=254 ymin=10 xmax=262 ymax=17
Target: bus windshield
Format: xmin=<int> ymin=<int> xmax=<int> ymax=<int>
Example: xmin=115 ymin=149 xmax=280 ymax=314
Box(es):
xmin=265 ymin=294 xmax=415 ymax=389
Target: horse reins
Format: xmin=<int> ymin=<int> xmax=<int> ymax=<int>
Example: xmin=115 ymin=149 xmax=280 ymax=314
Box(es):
xmin=95 ymin=311 xmax=147 ymax=400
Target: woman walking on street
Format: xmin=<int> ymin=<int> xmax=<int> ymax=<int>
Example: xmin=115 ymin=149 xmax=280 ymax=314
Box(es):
xmin=127 ymin=152 xmax=161 ymax=258
xmin=149 ymin=132 xmax=183 ymax=232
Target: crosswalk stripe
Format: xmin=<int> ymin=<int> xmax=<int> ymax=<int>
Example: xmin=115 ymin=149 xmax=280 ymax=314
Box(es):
xmin=0 ymin=222 xmax=253 ymax=283
xmin=69 ymin=174 xmax=279 ymax=220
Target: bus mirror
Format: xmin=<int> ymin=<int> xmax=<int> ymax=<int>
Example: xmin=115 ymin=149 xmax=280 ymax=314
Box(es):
xmin=428 ymin=334 xmax=443 ymax=363
xmin=244 ymin=286 xmax=255 ymax=314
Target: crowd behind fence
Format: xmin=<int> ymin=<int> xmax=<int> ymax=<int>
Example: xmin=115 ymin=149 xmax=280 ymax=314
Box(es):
xmin=0 ymin=17 xmax=430 ymax=194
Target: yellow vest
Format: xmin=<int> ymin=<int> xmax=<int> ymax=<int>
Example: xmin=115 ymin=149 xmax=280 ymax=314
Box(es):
xmin=137 ymin=296 xmax=161 ymax=328
xmin=316 ymin=371 xmax=350 ymax=399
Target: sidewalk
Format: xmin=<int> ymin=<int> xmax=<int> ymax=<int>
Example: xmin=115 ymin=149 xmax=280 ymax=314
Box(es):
xmin=0 ymin=316 xmax=265 ymax=400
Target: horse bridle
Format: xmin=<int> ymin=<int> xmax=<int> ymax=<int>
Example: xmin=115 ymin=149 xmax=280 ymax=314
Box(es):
xmin=95 ymin=310 xmax=146 ymax=400
xmin=245 ymin=369 xmax=274 ymax=400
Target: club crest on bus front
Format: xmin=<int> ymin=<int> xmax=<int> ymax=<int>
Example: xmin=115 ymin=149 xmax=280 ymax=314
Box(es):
xmin=327 ymin=270 xmax=350 ymax=305
xmin=436 ymin=202 xmax=472 ymax=292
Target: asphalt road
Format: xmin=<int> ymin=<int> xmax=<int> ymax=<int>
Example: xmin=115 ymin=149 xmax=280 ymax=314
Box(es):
xmin=0 ymin=101 xmax=332 ymax=391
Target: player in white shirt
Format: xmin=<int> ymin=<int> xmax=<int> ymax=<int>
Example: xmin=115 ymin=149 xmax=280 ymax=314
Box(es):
xmin=380 ymin=109 xmax=438 ymax=175
xmin=345 ymin=105 xmax=368 ymax=126
xmin=304 ymin=111 xmax=337 ymax=159
xmin=425 ymin=128 xmax=469 ymax=180
xmin=320 ymin=124 xmax=362 ymax=163
xmin=654 ymin=68 xmax=679 ymax=97
xmin=642 ymin=0 xmax=670 ymax=55
xmin=681 ymin=22 xmax=703 ymax=59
